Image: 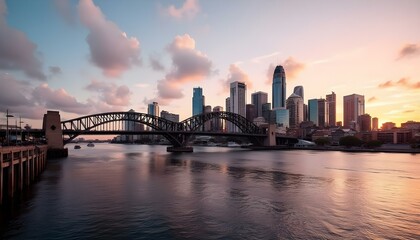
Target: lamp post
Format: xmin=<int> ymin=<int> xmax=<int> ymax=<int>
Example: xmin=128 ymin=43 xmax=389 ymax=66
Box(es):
xmin=6 ymin=109 xmax=14 ymax=146
xmin=19 ymin=117 xmax=24 ymax=144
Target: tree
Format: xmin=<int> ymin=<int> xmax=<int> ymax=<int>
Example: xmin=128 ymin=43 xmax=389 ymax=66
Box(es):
xmin=339 ymin=136 xmax=362 ymax=147
xmin=314 ymin=137 xmax=330 ymax=146
xmin=365 ymin=140 xmax=382 ymax=149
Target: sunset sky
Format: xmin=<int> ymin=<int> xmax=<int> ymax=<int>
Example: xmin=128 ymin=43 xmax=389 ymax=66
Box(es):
xmin=1 ymin=0 xmax=419 ymax=128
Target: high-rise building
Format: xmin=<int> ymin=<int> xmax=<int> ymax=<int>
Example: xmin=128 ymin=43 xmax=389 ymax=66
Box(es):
xmin=204 ymin=105 xmax=212 ymax=131
xmin=272 ymin=65 xmax=286 ymax=109
xmin=251 ymin=91 xmax=268 ymax=117
xmin=161 ymin=110 xmax=179 ymax=122
xmin=343 ymin=94 xmax=365 ymax=129
xmin=326 ymin=92 xmax=336 ymax=126
xmin=293 ymin=86 xmax=304 ymax=100
xmin=225 ymin=97 xmax=231 ymax=132
xmin=308 ymin=99 xmax=318 ymax=126
xmin=317 ymin=99 xmax=329 ymax=127
xmin=246 ymin=104 xmax=256 ymax=122
xmin=382 ymin=122 xmax=396 ymax=130
xmin=212 ymin=106 xmax=223 ymax=131
xmin=192 ymin=87 xmax=204 ymax=116
xmin=372 ymin=117 xmax=379 ymax=131
xmin=147 ymin=102 xmax=159 ymax=117
xmin=272 ymin=65 xmax=289 ymax=127
xmin=262 ymin=103 xmax=273 ymax=124
xmin=286 ymin=93 xmax=304 ymax=128
xmin=230 ymin=81 xmax=246 ymax=132
xmin=358 ymin=114 xmax=371 ymax=132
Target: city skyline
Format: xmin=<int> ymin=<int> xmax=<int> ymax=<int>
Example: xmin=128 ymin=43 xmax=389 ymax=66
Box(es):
xmin=0 ymin=0 xmax=419 ymax=128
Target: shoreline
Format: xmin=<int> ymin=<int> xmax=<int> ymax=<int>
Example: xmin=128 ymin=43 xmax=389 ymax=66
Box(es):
xmin=248 ymin=145 xmax=420 ymax=154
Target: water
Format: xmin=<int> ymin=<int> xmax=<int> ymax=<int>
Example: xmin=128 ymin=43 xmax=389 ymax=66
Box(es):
xmin=1 ymin=143 xmax=419 ymax=239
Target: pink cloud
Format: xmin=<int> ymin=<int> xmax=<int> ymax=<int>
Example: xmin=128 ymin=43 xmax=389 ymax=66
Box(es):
xmin=0 ymin=0 xmax=46 ymax=80
xmin=166 ymin=0 xmax=199 ymax=19
xmin=397 ymin=43 xmax=420 ymax=60
xmin=78 ymin=0 xmax=141 ymax=77
xmin=265 ymin=57 xmax=305 ymax=84
xmin=368 ymin=96 xmax=377 ymax=102
xmin=152 ymin=34 xmax=212 ymax=103
xmin=86 ymin=80 xmax=132 ymax=106
xmin=378 ymin=77 xmax=420 ymax=89
xmin=220 ymin=64 xmax=253 ymax=93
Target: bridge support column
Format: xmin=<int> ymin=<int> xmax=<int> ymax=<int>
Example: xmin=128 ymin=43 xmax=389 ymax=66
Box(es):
xmin=43 ymin=111 xmax=68 ymax=158
xmin=264 ymin=124 xmax=277 ymax=146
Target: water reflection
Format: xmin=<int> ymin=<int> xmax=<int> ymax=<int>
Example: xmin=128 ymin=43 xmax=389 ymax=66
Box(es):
xmin=0 ymin=144 xmax=419 ymax=239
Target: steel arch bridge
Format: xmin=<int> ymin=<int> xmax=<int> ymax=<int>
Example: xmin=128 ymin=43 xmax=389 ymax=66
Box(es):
xmin=61 ymin=111 xmax=266 ymax=147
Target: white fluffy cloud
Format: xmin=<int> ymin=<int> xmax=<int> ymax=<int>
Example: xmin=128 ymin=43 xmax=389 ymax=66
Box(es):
xmin=220 ymin=64 xmax=253 ymax=93
xmin=78 ymin=0 xmax=141 ymax=77
xmin=0 ymin=0 xmax=46 ymax=80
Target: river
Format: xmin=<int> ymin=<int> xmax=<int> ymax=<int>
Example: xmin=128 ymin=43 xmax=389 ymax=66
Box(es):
xmin=1 ymin=143 xmax=419 ymax=239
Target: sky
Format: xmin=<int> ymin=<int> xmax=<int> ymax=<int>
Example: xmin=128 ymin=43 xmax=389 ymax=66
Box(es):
xmin=0 ymin=0 xmax=419 ymax=129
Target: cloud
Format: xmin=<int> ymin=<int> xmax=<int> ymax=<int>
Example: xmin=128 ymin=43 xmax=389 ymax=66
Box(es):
xmin=283 ymin=57 xmax=305 ymax=79
xmin=32 ymin=83 xmax=91 ymax=114
xmin=220 ymin=64 xmax=252 ymax=93
xmin=397 ymin=43 xmax=420 ymax=60
xmin=368 ymin=96 xmax=377 ymax=102
xmin=265 ymin=57 xmax=305 ymax=84
xmin=86 ymin=80 xmax=132 ymax=106
xmin=149 ymin=54 xmax=165 ymax=71
xmin=166 ymin=0 xmax=199 ymax=19
xmin=49 ymin=66 xmax=62 ymax=75
xmin=0 ymin=0 xmax=46 ymax=80
xmin=0 ymin=73 xmax=89 ymax=119
xmin=153 ymin=34 xmax=212 ymax=103
xmin=378 ymin=77 xmax=420 ymax=89
xmin=53 ymin=0 xmax=77 ymax=25
xmin=403 ymin=110 xmax=415 ymax=113
xmin=78 ymin=0 xmax=141 ymax=77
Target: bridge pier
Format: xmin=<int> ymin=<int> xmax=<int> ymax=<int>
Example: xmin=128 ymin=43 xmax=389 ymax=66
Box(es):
xmin=43 ymin=111 xmax=68 ymax=158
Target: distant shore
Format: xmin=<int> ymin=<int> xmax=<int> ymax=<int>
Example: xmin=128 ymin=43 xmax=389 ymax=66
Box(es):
xmin=249 ymin=145 xmax=420 ymax=154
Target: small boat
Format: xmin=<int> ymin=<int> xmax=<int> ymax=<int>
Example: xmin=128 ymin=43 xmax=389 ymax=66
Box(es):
xmin=74 ymin=145 xmax=81 ymax=149
xmin=227 ymin=142 xmax=241 ymax=147
xmin=87 ymin=142 xmax=95 ymax=147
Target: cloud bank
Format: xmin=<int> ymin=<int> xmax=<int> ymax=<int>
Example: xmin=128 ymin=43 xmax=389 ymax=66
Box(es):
xmin=0 ymin=0 xmax=46 ymax=80
xmin=397 ymin=43 xmax=420 ymax=60
xmin=86 ymin=80 xmax=132 ymax=106
xmin=266 ymin=57 xmax=305 ymax=84
xmin=378 ymin=77 xmax=420 ymax=89
xmin=78 ymin=0 xmax=141 ymax=77
xmin=220 ymin=64 xmax=252 ymax=93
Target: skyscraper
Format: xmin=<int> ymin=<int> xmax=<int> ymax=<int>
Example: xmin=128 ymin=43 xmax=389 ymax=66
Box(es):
xmin=230 ymin=81 xmax=246 ymax=132
xmin=246 ymin=104 xmax=256 ymax=122
xmin=293 ymin=86 xmax=304 ymax=100
xmin=204 ymin=105 xmax=212 ymax=131
xmin=251 ymin=91 xmax=268 ymax=117
xmin=212 ymin=106 xmax=223 ymax=132
xmin=272 ymin=65 xmax=289 ymax=127
xmin=372 ymin=117 xmax=379 ymax=131
xmin=192 ymin=87 xmax=204 ymax=116
xmin=286 ymin=93 xmax=304 ymax=128
xmin=358 ymin=114 xmax=371 ymax=132
xmin=225 ymin=97 xmax=231 ymax=132
xmin=317 ymin=99 xmax=329 ymax=127
xmin=272 ymin=65 xmax=286 ymax=109
xmin=343 ymin=94 xmax=365 ymax=129
xmin=147 ymin=102 xmax=159 ymax=116
xmin=308 ymin=99 xmax=319 ymax=126
xmin=326 ymin=92 xmax=336 ymax=126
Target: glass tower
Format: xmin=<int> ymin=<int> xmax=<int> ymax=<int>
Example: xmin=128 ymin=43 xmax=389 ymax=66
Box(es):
xmin=192 ymin=87 xmax=203 ymax=116
xmin=272 ymin=65 xmax=286 ymax=109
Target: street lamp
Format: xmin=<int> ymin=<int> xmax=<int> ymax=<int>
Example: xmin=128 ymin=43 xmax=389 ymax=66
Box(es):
xmin=6 ymin=109 xmax=14 ymax=146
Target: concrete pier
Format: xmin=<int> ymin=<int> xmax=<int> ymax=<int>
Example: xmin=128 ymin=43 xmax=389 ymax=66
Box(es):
xmin=0 ymin=145 xmax=48 ymax=204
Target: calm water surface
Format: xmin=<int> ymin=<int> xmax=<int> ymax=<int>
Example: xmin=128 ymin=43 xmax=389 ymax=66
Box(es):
xmin=1 ymin=143 xmax=419 ymax=239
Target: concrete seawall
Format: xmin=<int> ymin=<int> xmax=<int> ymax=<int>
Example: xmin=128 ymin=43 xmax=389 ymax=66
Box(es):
xmin=0 ymin=145 xmax=48 ymax=205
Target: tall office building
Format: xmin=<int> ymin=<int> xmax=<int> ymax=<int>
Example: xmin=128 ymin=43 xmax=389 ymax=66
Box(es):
xmin=192 ymin=87 xmax=204 ymax=116
xmin=293 ymin=86 xmax=304 ymax=100
xmin=286 ymin=93 xmax=304 ymax=128
xmin=272 ymin=65 xmax=289 ymax=127
xmin=204 ymin=105 xmax=212 ymax=131
xmin=343 ymin=94 xmax=365 ymax=129
xmin=308 ymin=99 xmax=318 ymax=126
xmin=272 ymin=65 xmax=286 ymax=109
xmin=317 ymin=99 xmax=329 ymax=127
xmin=212 ymin=106 xmax=223 ymax=131
xmin=246 ymin=104 xmax=256 ymax=122
xmin=147 ymin=102 xmax=159 ymax=117
xmin=372 ymin=117 xmax=379 ymax=131
xmin=326 ymin=92 xmax=336 ymax=126
xmin=262 ymin=103 xmax=273 ymax=123
xmin=161 ymin=110 xmax=179 ymax=122
xmin=225 ymin=97 xmax=231 ymax=132
xmin=358 ymin=114 xmax=371 ymax=132
xmin=230 ymin=81 xmax=246 ymax=132
xmin=251 ymin=91 xmax=268 ymax=117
